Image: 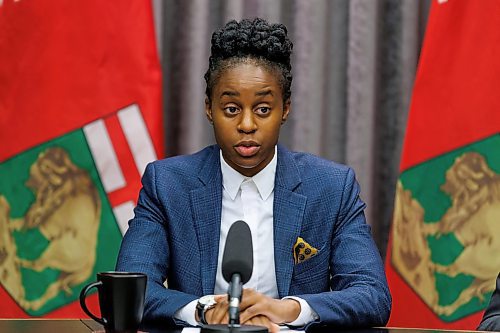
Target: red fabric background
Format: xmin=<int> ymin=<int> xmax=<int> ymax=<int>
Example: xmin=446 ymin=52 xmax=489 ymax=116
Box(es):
xmin=0 ymin=0 xmax=163 ymax=317
xmin=0 ymin=0 xmax=163 ymax=161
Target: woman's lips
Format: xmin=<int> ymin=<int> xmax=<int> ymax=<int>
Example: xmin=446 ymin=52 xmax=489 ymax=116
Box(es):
xmin=234 ymin=145 xmax=260 ymax=157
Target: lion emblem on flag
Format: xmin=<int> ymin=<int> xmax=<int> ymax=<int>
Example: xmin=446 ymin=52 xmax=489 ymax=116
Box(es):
xmin=392 ymin=151 xmax=500 ymax=318
xmin=0 ymin=147 xmax=101 ymax=311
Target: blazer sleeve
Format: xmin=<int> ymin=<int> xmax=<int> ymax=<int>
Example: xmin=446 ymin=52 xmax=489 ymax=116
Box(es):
xmin=478 ymin=274 xmax=500 ymax=331
xmin=297 ymin=167 xmax=391 ymax=329
xmin=116 ymin=163 xmax=198 ymax=326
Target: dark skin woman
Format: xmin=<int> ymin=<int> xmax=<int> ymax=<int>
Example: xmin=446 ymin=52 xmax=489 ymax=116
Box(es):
xmin=117 ymin=18 xmax=391 ymax=332
xmin=203 ymin=61 xmax=295 ymax=331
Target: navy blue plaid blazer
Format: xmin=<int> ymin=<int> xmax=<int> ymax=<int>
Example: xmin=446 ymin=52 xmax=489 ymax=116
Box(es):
xmin=116 ymin=145 xmax=391 ymax=328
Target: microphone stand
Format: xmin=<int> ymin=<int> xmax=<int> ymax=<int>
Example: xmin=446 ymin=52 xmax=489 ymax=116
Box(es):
xmin=228 ymin=273 xmax=242 ymax=326
xmin=201 ymin=274 xmax=267 ymax=333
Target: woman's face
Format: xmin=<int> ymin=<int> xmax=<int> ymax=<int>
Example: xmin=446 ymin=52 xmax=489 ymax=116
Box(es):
xmin=205 ymin=62 xmax=290 ymax=177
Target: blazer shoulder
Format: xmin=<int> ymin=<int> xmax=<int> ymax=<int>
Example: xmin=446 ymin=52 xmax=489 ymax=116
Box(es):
xmin=276 ymin=146 xmax=357 ymax=195
xmin=287 ymin=149 xmax=352 ymax=178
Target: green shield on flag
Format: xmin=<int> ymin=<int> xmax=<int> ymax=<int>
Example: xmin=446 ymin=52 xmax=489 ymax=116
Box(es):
xmin=391 ymin=134 xmax=500 ymax=322
xmin=0 ymin=129 xmax=122 ymax=316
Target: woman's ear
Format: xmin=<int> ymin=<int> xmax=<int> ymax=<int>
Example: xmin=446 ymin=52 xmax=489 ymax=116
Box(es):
xmin=205 ymin=97 xmax=213 ymax=124
xmin=281 ymin=99 xmax=291 ymax=124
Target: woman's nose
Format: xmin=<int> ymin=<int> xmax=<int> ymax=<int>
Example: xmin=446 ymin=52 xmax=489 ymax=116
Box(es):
xmin=237 ymin=110 xmax=257 ymax=133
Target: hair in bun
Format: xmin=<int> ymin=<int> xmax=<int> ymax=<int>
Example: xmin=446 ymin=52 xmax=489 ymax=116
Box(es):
xmin=205 ymin=18 xmax=293 ymax=102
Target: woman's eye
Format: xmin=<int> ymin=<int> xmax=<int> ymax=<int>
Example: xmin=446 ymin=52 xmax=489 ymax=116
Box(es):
xmin=256 ymin=107 xmax=270 ymax=115
xmin=224 ymin=106 xmax=239 ymax=114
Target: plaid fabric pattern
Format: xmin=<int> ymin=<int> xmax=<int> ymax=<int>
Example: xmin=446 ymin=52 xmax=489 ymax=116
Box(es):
xmin=116 ymin=145 xmax=391 ymax=328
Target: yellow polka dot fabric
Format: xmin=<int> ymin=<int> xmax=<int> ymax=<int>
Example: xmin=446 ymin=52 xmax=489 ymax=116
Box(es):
xmin=293 ymin=237 xmax=318 ymax=264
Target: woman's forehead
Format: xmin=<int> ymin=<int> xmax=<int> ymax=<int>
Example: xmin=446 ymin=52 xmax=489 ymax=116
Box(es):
xmin=215 ymin=63 xmax=280 ymax=90
xmin=221 ymin=62 xmax=272 ymax=78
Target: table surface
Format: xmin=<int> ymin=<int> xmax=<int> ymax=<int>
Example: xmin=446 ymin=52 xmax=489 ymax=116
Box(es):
xmin=0 ymin=319 xmax=486 ymax=333
xmin=0 ymin=319 xmax=93 ymax=333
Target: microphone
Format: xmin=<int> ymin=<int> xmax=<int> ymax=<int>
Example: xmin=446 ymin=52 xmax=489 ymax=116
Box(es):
xmin=201 ymin=220 xmax=266 ymax=333
xmin=222 ymin=220 xmax=253 ymax=325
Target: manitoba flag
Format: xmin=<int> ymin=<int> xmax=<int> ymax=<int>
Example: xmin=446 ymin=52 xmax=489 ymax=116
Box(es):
xmin=386 ymin=0 xmax=500 ymax=330
xmin=0 ymin=1 xmax=163 ymax=317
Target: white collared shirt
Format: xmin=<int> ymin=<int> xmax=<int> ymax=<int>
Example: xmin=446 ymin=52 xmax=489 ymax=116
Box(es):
xmin=214 ymin=147 xmax=278 ymax=297
xmin=175 ymin=146 xmax=317 ymax=326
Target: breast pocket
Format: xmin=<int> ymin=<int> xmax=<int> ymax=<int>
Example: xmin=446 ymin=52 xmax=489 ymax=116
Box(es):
xmin=290 ymin=245 xmax=330 ymax=294
xmin=292 ymin=244 xmax=330 ymax=283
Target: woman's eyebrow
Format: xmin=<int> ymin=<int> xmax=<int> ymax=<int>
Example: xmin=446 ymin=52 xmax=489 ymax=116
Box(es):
xmin=220 ymin=90 xmax=240 ymax=98
xmin=255 ymin=89 xmax=273 ymax=97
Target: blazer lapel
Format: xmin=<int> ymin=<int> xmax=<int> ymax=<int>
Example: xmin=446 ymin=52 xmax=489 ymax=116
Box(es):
xmin=191 ymin=146 xmax=222 ymax=295
xmin=273 ymin=146 xmax=307 ymax=297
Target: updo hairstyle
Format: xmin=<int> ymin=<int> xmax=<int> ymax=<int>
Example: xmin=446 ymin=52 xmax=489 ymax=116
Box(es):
xmin=204 ymin=18 xmax=293 ymax=103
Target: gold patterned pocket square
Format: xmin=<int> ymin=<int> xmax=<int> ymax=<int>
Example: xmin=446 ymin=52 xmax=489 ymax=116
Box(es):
xmin=293 ymin=237 xmax=318 ymax=264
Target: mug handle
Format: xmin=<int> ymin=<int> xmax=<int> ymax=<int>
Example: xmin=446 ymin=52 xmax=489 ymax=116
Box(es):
xmin=79 ymin=281 xmax=107 ymax=326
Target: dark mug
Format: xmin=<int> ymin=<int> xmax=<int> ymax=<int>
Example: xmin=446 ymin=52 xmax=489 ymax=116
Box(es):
xmin=80 ymin=271 xmax=147 ymax=333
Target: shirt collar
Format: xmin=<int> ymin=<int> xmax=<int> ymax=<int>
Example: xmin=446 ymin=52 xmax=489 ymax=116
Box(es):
xmin=220 ymin=146 xmax=277 ymax=201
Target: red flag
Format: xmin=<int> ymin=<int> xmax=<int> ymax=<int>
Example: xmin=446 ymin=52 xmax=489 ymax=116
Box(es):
xmin=0 ymin=0 xmax=163 ymax=317
xmin=386 ymin=0 xmax=500 ymax=329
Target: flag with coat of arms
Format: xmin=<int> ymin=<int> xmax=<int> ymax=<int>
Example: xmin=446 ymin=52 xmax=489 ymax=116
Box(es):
xmin=386 ymin=0 xmax=500 ymax=329
xmin=0 ymin=0 xmax=163 ymax=317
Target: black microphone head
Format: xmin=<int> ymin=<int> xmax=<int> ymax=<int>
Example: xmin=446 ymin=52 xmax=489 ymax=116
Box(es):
xmin=222 ymin=220 xmax=253 ymax=284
